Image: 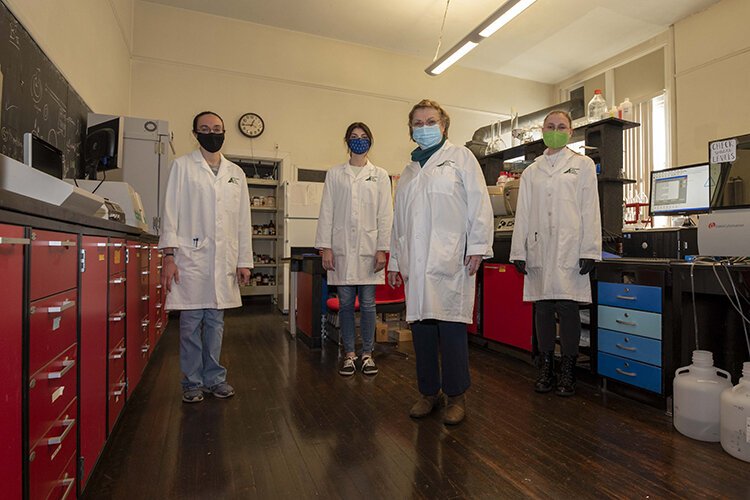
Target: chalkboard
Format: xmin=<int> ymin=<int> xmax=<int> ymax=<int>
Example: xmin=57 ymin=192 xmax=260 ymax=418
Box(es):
xmin=0 ymin=2 xmax=90 ymax=178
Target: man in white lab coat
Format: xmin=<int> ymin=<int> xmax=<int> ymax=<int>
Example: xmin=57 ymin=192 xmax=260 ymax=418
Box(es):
xmin=388 ymin=99 xmax=494 ymax=425
xmin=510 ymin=110 xmax=601 ymax=397
xmin=159 ymin=111 xmax=253 ymax=403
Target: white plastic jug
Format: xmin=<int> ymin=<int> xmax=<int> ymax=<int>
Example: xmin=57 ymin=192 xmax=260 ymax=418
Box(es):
xmin=673 ymin=350 xmax=732 ymax=442
xmin=720 ymin=361 xmax=750 ymax=462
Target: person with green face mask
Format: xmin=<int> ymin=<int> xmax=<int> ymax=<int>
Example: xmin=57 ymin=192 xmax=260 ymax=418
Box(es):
xmin=509 ymin=110 xmax=602 ymax=397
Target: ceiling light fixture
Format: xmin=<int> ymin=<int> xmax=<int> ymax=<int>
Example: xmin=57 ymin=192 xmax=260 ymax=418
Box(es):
xmin=425 ymin=0 xmax=537 ymax=76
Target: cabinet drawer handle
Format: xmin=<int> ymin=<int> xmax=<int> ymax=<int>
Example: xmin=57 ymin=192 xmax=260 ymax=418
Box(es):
xmin=0 ymin=237 xmax=30 ymax=245
xmin=46 ymin=418 xmax=75 ymax=445
xmin=615 ymin=367 xmax=637 ymax=377
xmin=155 ymin=303 xmax=162 ymax=309
xmin=141 ymin=295 xmax=149 ymax=301
xmin=47 ymin=359 xmax=76 ymax=379
xmin=141 ymin=344 xmax=150 ymax=353
xmin=615 ymin=295 xmax=636 ymax=301
xmin=110 ymin=347 xmax=126 ymax=360
xmin=155 ymin=284 xmax=163 ymax=289
xmin=157 ymin=265 xmax=163 ymax=270
xmin=141 ymin=319 xmax=150 ymax=328
xmin=59 ymin=476 xmax=76 ymax=500
xmin=141 ymin=270 xmax=150 ymax=276
xmin=111 ymin=382 xmax=127 ymax=397
xmin=109 ymin=277 xmax=126 ymax=285
xmin=46 ymin=240 xmax=76 ymax=247
xmin=109 ymin=242 xmax=123 ymax=248
xmin=615 ymin=319 xmax=637 ymax=327
xmin=32 ymin=299 xmax=76 ymax=314
xmin=109 ymin=311 xmax=126 ymax=322
xmin=615 ymin=343 xmax=637 ymax=352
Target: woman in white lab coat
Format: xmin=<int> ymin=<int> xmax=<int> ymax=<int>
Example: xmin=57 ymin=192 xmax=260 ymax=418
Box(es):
xmin=315 ymin=122 xmax=393 ymax=377
xmin=388 ymin=99 xmax=494 ymax=425
xmin=510 ymin=110 xmax=601 ymax=397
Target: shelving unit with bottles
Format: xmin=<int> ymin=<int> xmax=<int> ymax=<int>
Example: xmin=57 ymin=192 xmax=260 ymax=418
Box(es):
xmin=225 ymin=155 xmax=282 ymax=299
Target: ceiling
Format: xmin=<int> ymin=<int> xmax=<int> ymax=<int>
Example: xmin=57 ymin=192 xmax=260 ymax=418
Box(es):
xmin=144 ymin=0 xmax=720 ymax=83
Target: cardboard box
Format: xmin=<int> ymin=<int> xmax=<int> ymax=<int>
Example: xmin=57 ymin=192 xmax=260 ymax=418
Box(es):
xmin=375 ymin=321 xmax=389 ymax=342
xmin=391 ymin=327 xmax=412 ymax=342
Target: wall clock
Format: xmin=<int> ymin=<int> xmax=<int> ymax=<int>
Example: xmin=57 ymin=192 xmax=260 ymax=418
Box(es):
xmin=238 ymin=112 xmax=265 ymax=138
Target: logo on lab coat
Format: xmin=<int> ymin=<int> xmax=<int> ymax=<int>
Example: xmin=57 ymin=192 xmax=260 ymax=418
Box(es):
xmin=435 ymin=160 xmax=456 ymax=168
xmin=228 ymin=177 xmax=240 ymax=184
xmin=563 ymin=167 xmax=580 ymax=175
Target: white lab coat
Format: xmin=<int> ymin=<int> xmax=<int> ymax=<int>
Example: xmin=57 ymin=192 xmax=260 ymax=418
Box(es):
xmin=314 ymin=161 xmax=393 ymax=285
xmin=509 ymin=147 xmax=602 ymax=303
xmin=388 ymin=141 xmax=494 ymax=323
xmin=158 ymin=150 xmax=253 ymax=310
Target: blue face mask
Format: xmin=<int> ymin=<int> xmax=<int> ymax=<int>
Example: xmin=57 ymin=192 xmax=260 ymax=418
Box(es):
xmin=412 ymin=124 xmax=442 ymax=149
xmin=347 ymin=137 xmax=371 ymax=155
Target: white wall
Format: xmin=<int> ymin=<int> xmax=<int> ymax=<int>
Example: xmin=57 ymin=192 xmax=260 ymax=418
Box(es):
xmin=130 ymin=1 xmax=554 ymax=176
xmin=673 ymin=0 xmax=750 ymax=164
xmin=3 ymin=0 xmax=133 ymax=114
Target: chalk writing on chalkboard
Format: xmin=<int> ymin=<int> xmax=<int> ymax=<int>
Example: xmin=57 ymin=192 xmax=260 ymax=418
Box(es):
xmin=0 ymin=2 xmax=91 ymax=177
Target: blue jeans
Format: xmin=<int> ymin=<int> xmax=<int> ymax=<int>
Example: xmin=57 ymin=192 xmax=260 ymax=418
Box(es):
xmin=179 ymin=309 xmax=227 ymax=390
xmin=411 ymin=320 xmax=471 ymax=397
xmin=338 ymin=285 xmax=376 ymax=355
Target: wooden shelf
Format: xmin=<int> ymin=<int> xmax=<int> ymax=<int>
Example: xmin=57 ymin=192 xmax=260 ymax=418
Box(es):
xmin=253 ymin=263 xmax=278 ymax=268
xmin=247 ymin=178 xmax=277 ymax=186
xmin=252 ymin=235 xmax=277 ymax=240
xmin=250 ymin=206 xmax=277 ymax=212
xmin=240 ymin=284 xmax=277 ymax=296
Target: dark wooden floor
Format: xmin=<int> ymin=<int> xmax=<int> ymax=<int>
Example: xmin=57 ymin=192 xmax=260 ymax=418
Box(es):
xmin=83 ymin=302 xmax=749 ymax=500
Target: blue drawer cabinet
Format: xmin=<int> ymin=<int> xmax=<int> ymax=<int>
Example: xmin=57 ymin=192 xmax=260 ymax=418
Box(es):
xmin=596 ymin=280 xmax=665 ymax=394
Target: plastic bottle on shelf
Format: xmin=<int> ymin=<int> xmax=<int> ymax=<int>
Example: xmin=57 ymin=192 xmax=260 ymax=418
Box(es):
xmin=608 ymin=105 xmax=619 ymax=118
xmin=268 ymin=219 xmax=275 ymax=236
xmin=673 ymin=350 xmax=732 ymax=442
xmin=619 ymin=98 xmax=634 ymax=121
xmin=720 ymin=361 xmax=750 ymax=462
xmin=587 ymin=89 xmax=607 ymax=123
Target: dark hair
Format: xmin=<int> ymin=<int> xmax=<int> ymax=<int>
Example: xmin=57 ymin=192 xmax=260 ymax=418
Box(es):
xmin=543 ymin=110 xmax=573 ymax=128
xmin=408 ymin=99 xmax=450 ymax=139
xmin=344 ymin=122 xmax=374 ymax=148
xmin=192 ymin=111 xmax=225 ymax=132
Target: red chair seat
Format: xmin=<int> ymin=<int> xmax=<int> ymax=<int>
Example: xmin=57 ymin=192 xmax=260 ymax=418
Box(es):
xmin=326 ymin=296 xmax=360 ymax=312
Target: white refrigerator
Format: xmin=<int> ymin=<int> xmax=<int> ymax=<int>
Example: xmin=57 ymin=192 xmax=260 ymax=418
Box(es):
xmin=277 ymin=180 xmax=324 ymax=312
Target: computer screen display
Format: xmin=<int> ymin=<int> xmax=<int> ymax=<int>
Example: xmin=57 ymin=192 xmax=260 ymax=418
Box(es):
xmin=23 ymin=133 xmax=64 ymax=179
xmin=649 ymin=163 xmax=711 ymax=216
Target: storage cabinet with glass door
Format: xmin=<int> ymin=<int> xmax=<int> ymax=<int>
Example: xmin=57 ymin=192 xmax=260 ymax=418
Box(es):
xmin=225 ymin=156 xmax=281 ymax=298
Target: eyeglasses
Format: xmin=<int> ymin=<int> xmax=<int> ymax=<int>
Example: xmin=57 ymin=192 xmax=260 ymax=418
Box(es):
xmin=411 ymin=118 xmax=441 ymax=128
xmin=196 ymin=126 xmax=225 ymax=134
xmin=543 ymin=123 xmax=570 ymax=132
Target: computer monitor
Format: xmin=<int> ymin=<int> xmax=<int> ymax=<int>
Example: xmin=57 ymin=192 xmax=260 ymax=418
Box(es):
xmin=649 ymin=163 xmax=711 ymax=216
xmin=23 ymin=133 xmax=64 ymax=179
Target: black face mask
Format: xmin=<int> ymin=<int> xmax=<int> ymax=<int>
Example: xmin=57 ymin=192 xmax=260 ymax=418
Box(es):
xmin=196 ymin=132 xmax=225 ymax=153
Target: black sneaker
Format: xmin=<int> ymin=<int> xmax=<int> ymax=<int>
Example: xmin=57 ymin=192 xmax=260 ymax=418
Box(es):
xmin=339 ymin=356 xmax=356 ymax=376
xmin=361 ymin=355 xmax=378 ymax=376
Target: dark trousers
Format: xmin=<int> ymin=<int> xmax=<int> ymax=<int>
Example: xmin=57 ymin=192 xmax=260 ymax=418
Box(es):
xmin=411 ymin=320 xmax=471 ymax=397
xmin=535 ymin=300 xmax=580 ymax=357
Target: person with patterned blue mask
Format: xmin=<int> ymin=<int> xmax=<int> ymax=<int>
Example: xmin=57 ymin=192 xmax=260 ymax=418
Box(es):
xmin=315 ymin=122 xmax=393 ymax=377
xmin=510 ymin=110 xmax=602 ymax=397
xmin=388 ymin=99 xmax=494 ymax=425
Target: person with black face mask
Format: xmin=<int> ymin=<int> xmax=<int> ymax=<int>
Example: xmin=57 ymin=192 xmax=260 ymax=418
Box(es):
xmin=159 ymin=111 xmax=253 ymax=404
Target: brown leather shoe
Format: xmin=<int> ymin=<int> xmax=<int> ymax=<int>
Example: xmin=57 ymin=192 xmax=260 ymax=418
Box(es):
xmin=409 ymin=393 xmax=445 ymax=418
xmin=443 ymin=393 xmax=466 ymax=425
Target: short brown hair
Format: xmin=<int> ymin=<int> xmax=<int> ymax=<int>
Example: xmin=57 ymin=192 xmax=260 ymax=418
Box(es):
xmin=408 ymin=99 xmax=450 ymax=139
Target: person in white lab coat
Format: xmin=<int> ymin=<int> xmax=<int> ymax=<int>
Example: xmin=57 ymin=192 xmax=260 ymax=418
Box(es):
xmin=315 ymin=122 xmax=393 ymax=377
xmin=388 ymin=99 xmax=494 ymax=425
xmin=510 ymin=110 xmax=602 ymax=397
xmin=159 ymin=111 xmax=253 ymax=403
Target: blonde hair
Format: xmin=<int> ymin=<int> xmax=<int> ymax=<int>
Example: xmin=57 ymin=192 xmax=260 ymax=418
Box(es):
xmin=543 ymin=110 xmax=573 ymax=128
xmin=408 ymin=99 xmax=450 ymax=139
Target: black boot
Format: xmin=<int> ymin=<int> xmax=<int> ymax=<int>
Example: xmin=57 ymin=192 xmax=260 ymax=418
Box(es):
xmin=556 ymin=354 xmax=577 ymax=397
xmin=534 ymin=352 xmax=555 ymax=393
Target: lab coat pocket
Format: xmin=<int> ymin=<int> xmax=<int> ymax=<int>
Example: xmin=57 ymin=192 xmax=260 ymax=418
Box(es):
xmin=396 ymin=235 xmax=410 ymax=278
xmin=359 ymin=228 xmax=377 ymax=256
xmin=526 ymin=236 xmax=543 ymax=269
xmin=558 ymin=232 xmax=580 ymax=269
xmin=331 ymin=226 xmax=346 ymax=255
xmin=427 ymin=166 xmax=458 ymax=195
xmin=429 ymin=231 xmax=463 ymax=277
xmin=177 ymin=237 xmax=210 ymax=278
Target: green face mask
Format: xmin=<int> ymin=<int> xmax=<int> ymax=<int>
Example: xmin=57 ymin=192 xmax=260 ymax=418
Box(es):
xmin=543 ymin=130 xmax=570 ymax=149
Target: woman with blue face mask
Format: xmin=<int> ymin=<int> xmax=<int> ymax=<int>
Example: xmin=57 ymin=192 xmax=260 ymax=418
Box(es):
xmin=388 ymin=99 xmax=494 ymax=425
xmin=510 ymin=110 xmax=602 ymax=397
xmin=315 ymin=122 xmax=394 ymax=377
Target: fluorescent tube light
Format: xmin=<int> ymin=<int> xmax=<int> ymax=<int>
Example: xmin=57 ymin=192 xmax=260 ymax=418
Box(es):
xmin=478 ymin=0 xmax=537 ymax=38
xmin=425 ymin=0 xmax=536 ymax=76
xmin=427 ymin=41 xmax=479 ymax=75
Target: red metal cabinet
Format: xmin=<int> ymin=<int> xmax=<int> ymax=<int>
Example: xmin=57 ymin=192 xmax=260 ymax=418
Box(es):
xmin=28 ymin=289 xmax=77 ymax=376
xmin=28 ymin=398 xmax=77 ymax=500
xmin=482 ymin=263 xmax=533 ymax=351
xmin=79 ymin=235 xmax=108 ymax=488
xmin=107 ymin=257 xmax=127 ymax=434
xmin=126 ymin=242 xmax=148 ymax=392
xmin=29 ymin=229 xmax=77 ymax=301
xmin=0 ymin=224 xmax=27 ymax=500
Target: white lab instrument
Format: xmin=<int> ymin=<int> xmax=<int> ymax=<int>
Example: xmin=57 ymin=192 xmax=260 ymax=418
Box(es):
xmin=697 ymin=209 xmax=750 ymax=257
xmin=69 ymin=180 xmax=148 ymax=231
